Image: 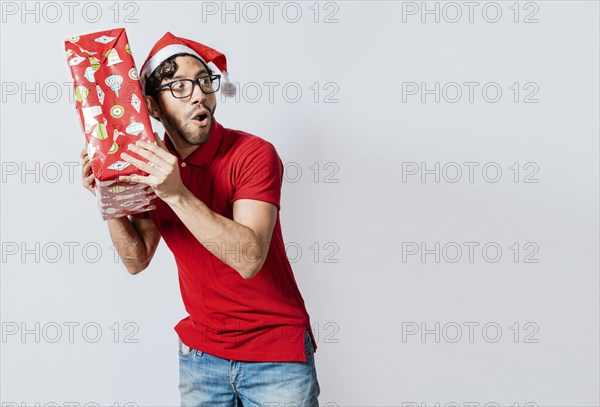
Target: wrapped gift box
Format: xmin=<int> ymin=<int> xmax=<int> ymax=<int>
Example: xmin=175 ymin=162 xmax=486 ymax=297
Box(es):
xmin=65 ymin=27 xmax=156 ymax=220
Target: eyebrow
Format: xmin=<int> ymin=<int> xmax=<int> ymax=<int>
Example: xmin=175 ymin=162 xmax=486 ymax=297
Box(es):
xmin=172 ymin=70 xmax=208 ymax=80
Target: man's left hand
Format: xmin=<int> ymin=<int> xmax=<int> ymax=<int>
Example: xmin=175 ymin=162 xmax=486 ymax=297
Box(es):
xmin=119 ymin=133 xmax=186 ymax=204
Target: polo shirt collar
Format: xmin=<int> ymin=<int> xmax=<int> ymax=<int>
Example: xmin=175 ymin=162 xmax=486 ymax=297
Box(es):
xmin=163 ymin=119 xmax=224 ymax=168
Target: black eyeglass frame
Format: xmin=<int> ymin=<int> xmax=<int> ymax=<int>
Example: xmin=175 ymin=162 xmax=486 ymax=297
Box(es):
xmin=157 ymin=74 xmax=222 ymax=98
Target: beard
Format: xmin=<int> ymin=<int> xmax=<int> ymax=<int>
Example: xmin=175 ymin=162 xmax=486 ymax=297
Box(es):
xmin=163 ymin=103 xmax=216 ymax=146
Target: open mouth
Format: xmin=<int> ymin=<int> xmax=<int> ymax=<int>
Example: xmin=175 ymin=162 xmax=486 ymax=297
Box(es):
xmin=192 ymin=111 xmax=209 ymax=126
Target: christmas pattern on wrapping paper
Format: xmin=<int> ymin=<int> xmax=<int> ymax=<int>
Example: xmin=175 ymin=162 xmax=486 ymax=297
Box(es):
xmin=65 ymin=28 xmax=157 ymax=219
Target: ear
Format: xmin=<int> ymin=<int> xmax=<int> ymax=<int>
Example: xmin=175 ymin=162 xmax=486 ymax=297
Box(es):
xmin=144 ymin=95 xmax=161 ymax=119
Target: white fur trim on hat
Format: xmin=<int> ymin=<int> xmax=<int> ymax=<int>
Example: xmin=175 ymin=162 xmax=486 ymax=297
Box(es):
xmin=139 ymin=44 xmax=206 ymax=89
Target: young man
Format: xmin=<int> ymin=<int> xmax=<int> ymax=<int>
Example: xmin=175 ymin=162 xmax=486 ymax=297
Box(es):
xmin=80 ymin=32 xmax=320 ymax=406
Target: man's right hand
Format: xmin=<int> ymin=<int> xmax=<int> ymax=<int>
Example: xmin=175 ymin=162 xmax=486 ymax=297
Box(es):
xmin=80 ymin=148 xmax=96 ymax=196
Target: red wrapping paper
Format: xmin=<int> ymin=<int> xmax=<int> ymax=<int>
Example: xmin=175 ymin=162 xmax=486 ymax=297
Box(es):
xmin=65 ymin=28 xmax=156 ymax=220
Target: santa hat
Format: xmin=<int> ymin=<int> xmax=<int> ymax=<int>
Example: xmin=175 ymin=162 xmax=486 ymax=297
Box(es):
xmin=139 ymin=32 xmax=236 ymax=97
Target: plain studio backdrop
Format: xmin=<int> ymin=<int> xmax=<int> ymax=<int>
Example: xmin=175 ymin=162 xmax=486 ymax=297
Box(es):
xmin=1 ymin=1 xmax=598 ymax=406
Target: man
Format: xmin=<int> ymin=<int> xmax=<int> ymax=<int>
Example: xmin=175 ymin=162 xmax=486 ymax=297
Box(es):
xmin=80 ymin=32 xmax=320 ymax=406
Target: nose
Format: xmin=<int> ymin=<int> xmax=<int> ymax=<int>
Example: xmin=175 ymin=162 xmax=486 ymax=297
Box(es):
xmin=189 ymin=80 xmax=207 ymax=104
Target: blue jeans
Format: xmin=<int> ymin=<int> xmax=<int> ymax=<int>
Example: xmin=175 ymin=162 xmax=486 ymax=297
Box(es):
xmin=178 ymin=329 xmax=320 ymax=406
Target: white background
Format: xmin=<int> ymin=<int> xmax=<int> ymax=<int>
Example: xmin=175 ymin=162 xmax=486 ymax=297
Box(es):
xmin=1 ymin=1 xmax=599 ymax=406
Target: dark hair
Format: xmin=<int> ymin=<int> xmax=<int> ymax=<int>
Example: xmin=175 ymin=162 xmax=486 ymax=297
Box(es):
xmin=144 ymin=52 xmax=213 ymax=100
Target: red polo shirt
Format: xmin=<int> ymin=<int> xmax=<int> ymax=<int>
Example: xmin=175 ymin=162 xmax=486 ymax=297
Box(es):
xmin=131 ymin=119 xmax=316 ymax=362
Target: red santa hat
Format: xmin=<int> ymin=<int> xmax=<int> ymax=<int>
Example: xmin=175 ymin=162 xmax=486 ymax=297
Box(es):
xmin=139 ymin=32 xmax=236 ymax=97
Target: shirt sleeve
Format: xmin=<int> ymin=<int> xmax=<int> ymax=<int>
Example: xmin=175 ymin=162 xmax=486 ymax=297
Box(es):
xmin=231 ymin=139 xmax=283 ymax=211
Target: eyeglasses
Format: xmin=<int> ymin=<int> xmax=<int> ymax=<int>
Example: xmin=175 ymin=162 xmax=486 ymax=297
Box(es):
xmin=158 ymin=75 xmax=221 ymax=98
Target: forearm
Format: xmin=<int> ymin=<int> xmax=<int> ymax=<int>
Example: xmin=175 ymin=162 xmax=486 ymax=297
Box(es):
xmin=106 ymin=217 xmax=151 ymax=274
xmin=167 ymin=188 xmax=263 ymax=279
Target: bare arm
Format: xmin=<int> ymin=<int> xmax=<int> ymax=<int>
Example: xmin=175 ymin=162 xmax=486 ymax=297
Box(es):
xmin=107 ymin=216 xmax=161 ymax=275
xmin=169 ymin=191 xmax=277 ymax=280
xmin=81 ymin=148 xmax=160 ymax=274
xmin=118 ymin=140 xmax=278 ymax=280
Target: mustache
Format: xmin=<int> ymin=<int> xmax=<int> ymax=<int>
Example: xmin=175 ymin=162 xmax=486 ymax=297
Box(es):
xmin=185 ymin=104 xmax=213 ymax=120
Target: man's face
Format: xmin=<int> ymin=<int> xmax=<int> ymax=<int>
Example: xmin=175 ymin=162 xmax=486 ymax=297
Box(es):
xmin=154 ymin=55 xmax=217 ymax=146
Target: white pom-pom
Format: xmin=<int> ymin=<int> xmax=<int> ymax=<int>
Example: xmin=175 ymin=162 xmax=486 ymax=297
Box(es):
xmin=221 ymin=71 xmax=236 ymax=97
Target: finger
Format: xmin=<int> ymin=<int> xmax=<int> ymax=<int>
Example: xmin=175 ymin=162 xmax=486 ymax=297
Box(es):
xmin=120 ymin=151 xmax=158 ymax=175
xmin=153 ymin=133 xmax=166 ymax=149
xmin=118 ymin=174 xmax=151 ymax=185
xmin=127 ymin=144 xmax=174 ymax=173
xmin=125 ymin=144 xmax=167 ymax=171
xmin=83 ymin=178 xmax=95 ymax=191
xmin=82 ymin=161 xmax=92 ymax=177
xmin=83 ymin=166 xmax=94 ymax=180
xmin=80 ymin=148 xmax=88 ymax=159
xmin=135 ymin=138 xmax=175 ymax=164
xmin=82 ymin=173 xmax=95 ymax=192
xmin=118 ymin=174 xmax=137 ymax=184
